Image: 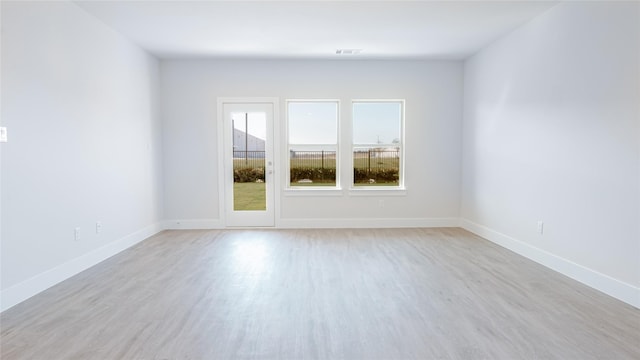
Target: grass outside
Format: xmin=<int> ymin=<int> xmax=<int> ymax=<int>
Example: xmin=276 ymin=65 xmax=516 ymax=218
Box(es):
xmin=233 ymin=182 xmax=266 ymax=211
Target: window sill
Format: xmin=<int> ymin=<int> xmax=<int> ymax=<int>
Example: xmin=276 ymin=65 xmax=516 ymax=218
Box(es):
xmin=283 ymin=187 xmax=344 ymax=197
xmin=348 ymin=187 xmax=407 ymax=196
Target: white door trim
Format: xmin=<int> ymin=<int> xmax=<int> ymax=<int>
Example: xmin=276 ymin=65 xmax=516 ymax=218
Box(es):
xmin=217 ymin=97 xmax=280 ymax=227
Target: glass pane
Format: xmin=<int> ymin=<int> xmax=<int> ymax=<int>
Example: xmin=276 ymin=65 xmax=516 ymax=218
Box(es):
xmin=353 ymin=102 xmax=401 ymax=145
xmin=288 ymin=101 xmax=339 ymax=187
xmin=353 ymin=147 xmax=400 ymax=186
xmin=289 ymin=146 xmax=336 ymax=187
xmin=288 ymin=102 xmax=337 ymax=144
xmin=232 ymin=112 xmax=266 ymax=211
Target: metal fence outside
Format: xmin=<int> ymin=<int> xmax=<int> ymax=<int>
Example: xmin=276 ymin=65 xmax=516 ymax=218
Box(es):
xmin=352 ymin=149 xmax=399 ymax=173
xmin=290 ymin=150 xmax=337 ymax=169
xmin=233 ymin=151 xmax=265 ymax=169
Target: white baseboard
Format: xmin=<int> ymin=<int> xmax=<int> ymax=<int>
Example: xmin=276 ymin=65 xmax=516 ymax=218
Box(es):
xmin=459 ymin=218 xmax=640 ymax=309
xmin=162 ymin=219 xmax=224 ymax=229
xmin=0 ymin=223 xmax=164 ymax=313
xmin=277 ymin=217 xmax=460 ymax=228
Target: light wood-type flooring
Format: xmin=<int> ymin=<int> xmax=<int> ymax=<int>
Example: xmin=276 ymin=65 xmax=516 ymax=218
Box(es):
xmin=1 ymin=228 xmax=639 ymax=359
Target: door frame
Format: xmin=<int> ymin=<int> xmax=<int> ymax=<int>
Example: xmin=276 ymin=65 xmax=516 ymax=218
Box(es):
xmin=217 ymin=97 xmax=280 ymax=227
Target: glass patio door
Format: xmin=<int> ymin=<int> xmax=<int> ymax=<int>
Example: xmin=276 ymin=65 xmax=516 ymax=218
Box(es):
xmin=222 ymin=101 xmax=275 ymax=227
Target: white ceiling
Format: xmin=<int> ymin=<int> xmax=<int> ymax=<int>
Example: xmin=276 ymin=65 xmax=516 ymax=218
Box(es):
xmin=74 ymin=0 xmax=559 ymax=60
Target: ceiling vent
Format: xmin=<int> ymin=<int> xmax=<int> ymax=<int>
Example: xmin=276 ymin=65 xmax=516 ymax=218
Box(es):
xmin=336 ymin=49 xmax=363 ymax=55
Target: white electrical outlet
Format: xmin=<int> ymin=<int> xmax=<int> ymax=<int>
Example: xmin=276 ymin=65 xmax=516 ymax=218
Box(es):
xmin=0 ymin=127 xmax=7 ymax=143
xmin=74 ymin=227 xmax=81 ymax=241
xmin=378 ymin=200 xmax=385 ymax=208
xmin=537 ymin=221 xmax=544 ymax=235
xmin=96 ymin=221 xmax=102 ymax=234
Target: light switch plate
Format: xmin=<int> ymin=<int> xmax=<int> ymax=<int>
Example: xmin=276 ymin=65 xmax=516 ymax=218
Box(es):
xmin=0 ymin=127 xmax=7 ymax=142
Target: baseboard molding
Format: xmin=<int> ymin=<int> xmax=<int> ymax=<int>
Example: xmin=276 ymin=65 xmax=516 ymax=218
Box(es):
xmin=459 ymin=218 xmax=640 ymax=309
xmin=163 ymin=219 xmax=224 ymax=230
xmin=0 ymin=223 xmax=164 ymax=313
xmin=277 ymin=217 xmax=460 ymax=229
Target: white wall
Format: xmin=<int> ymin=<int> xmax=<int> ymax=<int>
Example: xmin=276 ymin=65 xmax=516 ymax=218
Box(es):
xmin=161 ymin=60 xmax=463 ymax=226
xmin=461 ymin=2 xmax=640 ymax=305
xmin=1 ymin=1 xmax=163 ymax=310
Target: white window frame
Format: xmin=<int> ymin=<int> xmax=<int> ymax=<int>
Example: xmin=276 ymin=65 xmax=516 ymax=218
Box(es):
xmin=350 ymin=99 xmax=406 ymax=195
xmin=284 ymin=99 xmax=342 ymax=195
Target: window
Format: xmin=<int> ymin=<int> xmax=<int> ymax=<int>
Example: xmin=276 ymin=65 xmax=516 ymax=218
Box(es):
xmin=287 ymin=100 xmax=339 ymax=188
xmin=352 ymin=101 xmax=404 ymax=188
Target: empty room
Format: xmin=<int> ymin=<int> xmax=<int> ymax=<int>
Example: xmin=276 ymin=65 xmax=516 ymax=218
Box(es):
xmin=1 ymin=0 xmax=639 ymax=359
